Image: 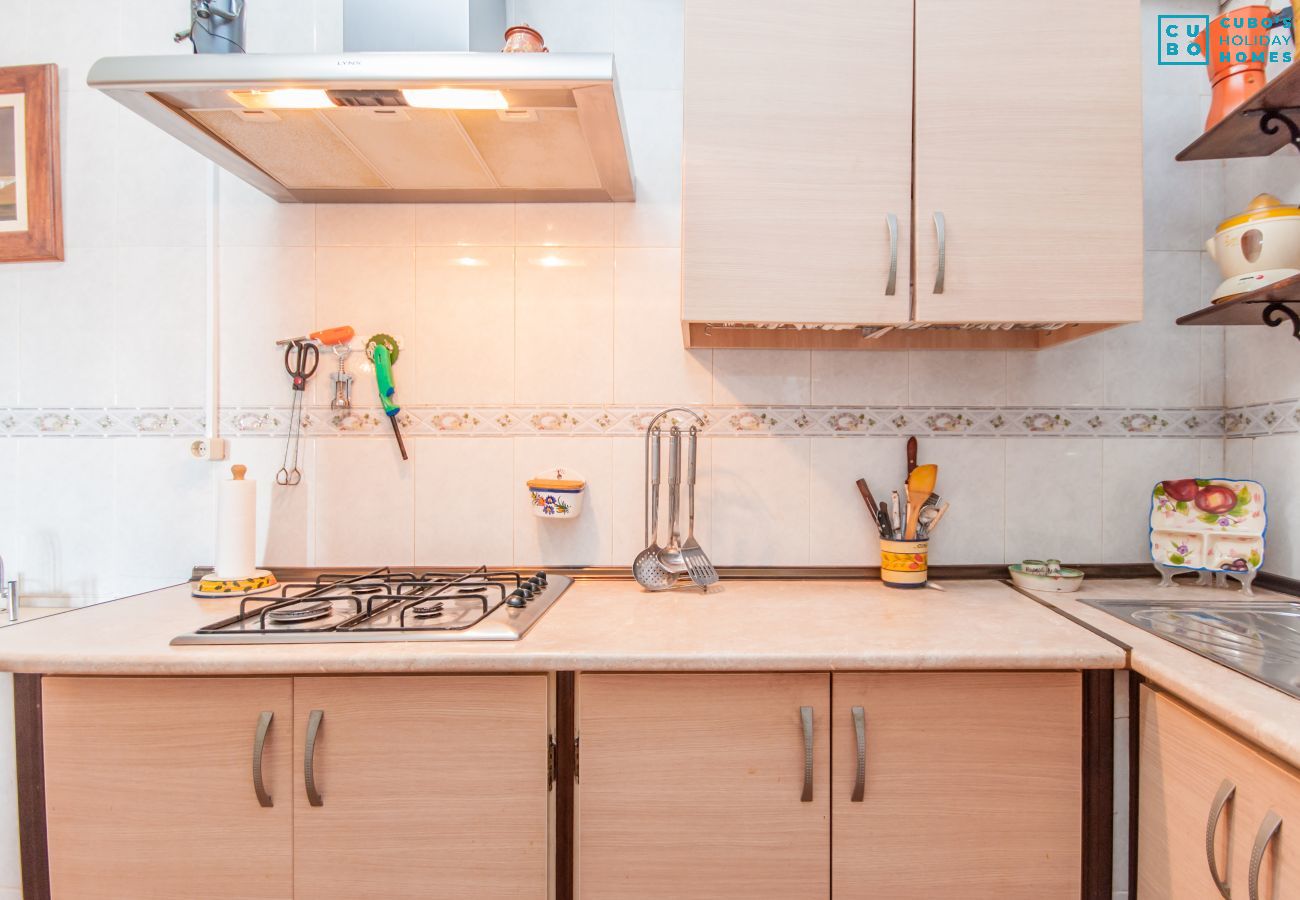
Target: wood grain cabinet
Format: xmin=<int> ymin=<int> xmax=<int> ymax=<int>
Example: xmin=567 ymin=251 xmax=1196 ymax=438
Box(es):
xmin=1139 ymin=687 xmax=1298 ymax=900
xmin=575 ymin=671 xmax=1083 ymax=899
xmin=575 ymin=673 xmax=831 ymax=899
xmin=41 ymin=674 xmax=550 ymax=900
xmin=43 ymin=677 xmax=295 ymax=900
xmin=681 ymin=0 xmax=1143 ymax=350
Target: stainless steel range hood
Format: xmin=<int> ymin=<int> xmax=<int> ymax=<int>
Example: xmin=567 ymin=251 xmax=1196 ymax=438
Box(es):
xmin=86 ymin=51 xmax=634 ymax=203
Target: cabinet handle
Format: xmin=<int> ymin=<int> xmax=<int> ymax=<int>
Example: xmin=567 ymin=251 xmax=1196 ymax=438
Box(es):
xmin=933 ymin=211 xmax=947 ymax=294
xmin=1206 ymin=779 xmax=1235 ymax=899
xmin=800 ymin=706 xmax=814 ymax=803
xmin=1248 ymin=810 xmax=1282 ymax=900
xmin=885 ymin=213 xmax=898 ymax=296
xmin=252 ymin=711 xmax=274 ymax=808
xmin=304 ymin=709 xmax=324 ymax=807
xmin=851 ymin=706 xmax=866 ymax=802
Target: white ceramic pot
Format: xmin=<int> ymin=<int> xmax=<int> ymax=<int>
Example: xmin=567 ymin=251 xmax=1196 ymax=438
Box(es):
xmin=1206 ymin=193 xmax=1300 ymax=279
xmin=527 ymin=468 xmax=585 ymax=520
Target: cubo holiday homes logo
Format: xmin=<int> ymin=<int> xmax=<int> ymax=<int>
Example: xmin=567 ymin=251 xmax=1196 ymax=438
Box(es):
xmin=1159 ymin=14 xmax=1209 ymax=65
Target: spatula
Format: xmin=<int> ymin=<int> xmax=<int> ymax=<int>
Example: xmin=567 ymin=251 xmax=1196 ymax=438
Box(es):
xmin=904 ymin=464 xmax=938 ymax=541
xmin=680 ymin=426 xmax=718 ymax=587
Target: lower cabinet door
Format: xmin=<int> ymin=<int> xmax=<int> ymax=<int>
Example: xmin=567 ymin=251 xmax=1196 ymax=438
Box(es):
xmin=575 ymin=673 xmax=831 ymax=900
xmin=832 ymin=672 xmax=1082 ymax=899
xmin=292 ymin=675 xmax=549 ymax=900
xmin=43 ymin=676 xmax=294 ymax=900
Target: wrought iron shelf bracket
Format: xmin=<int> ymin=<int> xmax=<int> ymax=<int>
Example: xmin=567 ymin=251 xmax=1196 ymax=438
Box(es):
xmin=1254 ymin=108 xmax=1300 ymax=153
xmin=1262 ymin=301 xmax=1300 ymax=341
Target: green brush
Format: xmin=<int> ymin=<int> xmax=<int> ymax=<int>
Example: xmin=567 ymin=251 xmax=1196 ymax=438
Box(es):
xmin=366 ymin=334 xmax=407 ymax=461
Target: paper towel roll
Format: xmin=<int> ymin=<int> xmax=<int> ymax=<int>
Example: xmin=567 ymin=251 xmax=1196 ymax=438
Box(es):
xmin=214 ymin=465 xmax=257 ymax=580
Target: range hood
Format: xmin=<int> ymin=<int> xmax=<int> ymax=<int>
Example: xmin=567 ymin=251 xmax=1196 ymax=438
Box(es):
xmin=86 ymin=51 xmax=634 ymax=203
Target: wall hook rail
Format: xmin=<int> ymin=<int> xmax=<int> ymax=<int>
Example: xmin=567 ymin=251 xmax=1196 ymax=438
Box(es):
xmin=1262 ymin=301 xmax=1300 ymax=341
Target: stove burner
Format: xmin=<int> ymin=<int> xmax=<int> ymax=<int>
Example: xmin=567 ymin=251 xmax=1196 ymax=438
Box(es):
xmin=410 ymin=601 xmax=445 ymax=619
xmin=266 ymin=600 xmax=333 ymax=623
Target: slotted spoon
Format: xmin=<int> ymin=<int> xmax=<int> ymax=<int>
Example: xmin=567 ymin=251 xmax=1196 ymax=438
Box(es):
xmin=679 ymin=427 xmax=717 ymax=587
xmin=633 ymin=427 xmax=677 ymax=591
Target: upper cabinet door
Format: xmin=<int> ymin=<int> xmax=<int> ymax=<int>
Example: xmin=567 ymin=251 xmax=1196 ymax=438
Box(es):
xmin=682 ymin=0 xmax=913 ymax=325
xmin=832 ymin=672 xmax=1082 ymax=899
xmin=913 ymin=0 xmax=1143 ymax=324
xmin=576 ymin=673 xmax=831 ymax=899
xmin=292 ymin=675 xmax=549 ymax=900
xmin=43 ymin=677 xmax=294 ymax=900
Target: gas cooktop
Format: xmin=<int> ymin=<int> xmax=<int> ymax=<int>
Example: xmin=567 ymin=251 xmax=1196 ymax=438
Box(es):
xmin=173 ymin=568 xmax=571 ymax=645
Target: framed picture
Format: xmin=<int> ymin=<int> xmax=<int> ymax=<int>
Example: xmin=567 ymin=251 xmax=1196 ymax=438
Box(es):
xmin=0 ymin=64 xmax=62 ymax=263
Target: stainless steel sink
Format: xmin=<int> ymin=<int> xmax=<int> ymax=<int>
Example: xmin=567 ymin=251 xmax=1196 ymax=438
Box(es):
xmin=1080 ymin=598 xmax=1300 ymax=700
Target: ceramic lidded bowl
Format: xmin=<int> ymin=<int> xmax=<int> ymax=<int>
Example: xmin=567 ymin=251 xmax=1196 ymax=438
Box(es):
xmin=1008 ymin=559 xmax=1085 ymax=592
xmin=527 ymin=468 xmax=585 ymax=519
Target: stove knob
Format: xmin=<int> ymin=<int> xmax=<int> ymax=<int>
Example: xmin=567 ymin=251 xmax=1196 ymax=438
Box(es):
xmin=518 ymin=584 xmax=536 ymax=600
xmin=506 ymin=590 xmax=527 ymax=608
xmin=532 ymin=571 xmax=548 ymax=586
xmin=524 ymin=576 xmax=545 ymax=591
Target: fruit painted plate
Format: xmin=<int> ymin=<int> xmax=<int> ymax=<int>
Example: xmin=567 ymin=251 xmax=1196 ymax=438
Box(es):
xmin=1150 ymin=478 xmax=1266 ymax=574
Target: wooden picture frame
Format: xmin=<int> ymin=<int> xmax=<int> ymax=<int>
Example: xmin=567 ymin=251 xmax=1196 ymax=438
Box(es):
xmin=0 ymin=64 xmax=62 ymax=263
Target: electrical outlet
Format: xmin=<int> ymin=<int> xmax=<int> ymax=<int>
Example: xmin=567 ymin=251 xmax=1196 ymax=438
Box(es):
xmin=190 ymin=438 xmax=229 ymax=461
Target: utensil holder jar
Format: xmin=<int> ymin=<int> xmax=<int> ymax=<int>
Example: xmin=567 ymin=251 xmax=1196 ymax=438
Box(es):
xmin=880 ymin=539 xmax=928 ymax=589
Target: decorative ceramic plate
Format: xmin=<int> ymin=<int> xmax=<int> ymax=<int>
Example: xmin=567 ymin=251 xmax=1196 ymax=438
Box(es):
xmin=1150 ymin=478 xmax=1266 ymax=575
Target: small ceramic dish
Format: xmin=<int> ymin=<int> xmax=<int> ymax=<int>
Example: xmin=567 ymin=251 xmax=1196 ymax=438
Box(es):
xmin=1008 ymin=560 xmax=1085 ymax=592
xmin=527 ymin=468 xmax=585 ymax=519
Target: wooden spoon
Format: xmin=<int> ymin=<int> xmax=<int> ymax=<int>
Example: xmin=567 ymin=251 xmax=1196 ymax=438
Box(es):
xmin=904 ymin=464 xmax=938 ymax=540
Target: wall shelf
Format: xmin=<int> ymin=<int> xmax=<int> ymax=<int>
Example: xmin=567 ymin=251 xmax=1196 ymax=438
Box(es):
xmin=1177 ymin=62 xmax=1300 ymax=161
xmin=1176 ymin=274 xmax=1300 ymax=341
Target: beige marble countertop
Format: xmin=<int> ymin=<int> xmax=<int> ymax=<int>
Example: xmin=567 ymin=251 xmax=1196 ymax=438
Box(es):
xmin=1025 ymin=577 xmax=1300 ymax=771
xmin=0 ymin=578 xmax=1124 ymax=676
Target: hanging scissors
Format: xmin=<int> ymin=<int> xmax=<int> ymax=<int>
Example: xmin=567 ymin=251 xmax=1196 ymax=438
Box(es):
xmin=276 ymin=339 xmax=319 ymax=486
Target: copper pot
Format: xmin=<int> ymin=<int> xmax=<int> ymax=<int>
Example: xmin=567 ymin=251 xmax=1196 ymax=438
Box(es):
xmin=502 ymin=25 xmax=547 ymax=53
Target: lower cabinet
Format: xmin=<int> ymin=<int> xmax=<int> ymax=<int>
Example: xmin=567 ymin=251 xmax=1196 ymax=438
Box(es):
xmin=1139 ymin=686 xmax=1297 ymax=900
xmin=42 ymin=674 xmax=550 ymax=900
xmin=574 ymin=671 xmax=1082 ymax=899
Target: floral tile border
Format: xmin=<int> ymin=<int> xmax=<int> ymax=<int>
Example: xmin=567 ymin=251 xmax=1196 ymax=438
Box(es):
xmin=0 ymin=405 xmax=1238 ymax=438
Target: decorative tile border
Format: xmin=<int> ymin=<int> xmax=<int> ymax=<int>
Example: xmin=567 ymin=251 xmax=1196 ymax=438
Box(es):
xmin=0 ymin=405 xmax=1239 ymax=438
xmin=1221 ymin=398 xmax=1300 ymax=438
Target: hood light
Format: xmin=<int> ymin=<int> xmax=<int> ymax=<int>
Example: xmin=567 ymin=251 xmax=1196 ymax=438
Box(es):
xmin=401 ymin=88 xmax=508 ymax=110
xmin=230 ymin=89 xmax=334 ymax=109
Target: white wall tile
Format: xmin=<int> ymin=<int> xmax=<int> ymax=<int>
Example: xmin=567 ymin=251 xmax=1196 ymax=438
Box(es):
xmin=1224 ymin=437 xmax=1253 ymax=479
xmin=515 ymin=203 xmax=614 ymax=247
xmin=118 ymin=0 xmax=200 ymax=56
xmin=413 ymin=246 xmax=515 ymax=404
xmin=515 ymin=248 xmax=614 ymax=404
xmin=613 ymin=248 xmax=711 ymax=405
xmin=1104 ymin=251 xmax=1203 ymax=407
xmin=610 ymin=431 xmax=711 ymax=567
xmin=24 ymin=0 xmax=120 ymax=89
xmin=808 ymin=438 xmax=903 ymax=565
xmin=243 ymin=0 xmax=319 ymax=52
xmin=1100 ymin=438 xmax=1203 ymax=563
xmin=18 ymin=249 xmax=117 ymax=406
xmin=225 ymin=437 xmax=313 ymax=567
xmin=218 ymin=171 xmax=315 ymax=247
xmin=713 ymin=349 xmax=810 ymax=406
xmin=315 ymin=439 xmax=414 ymax=565
xmin=14 ymin=440 xmax=116 ymax=603
xmin=1006 ymin=340 xmax=1105 ymax=407
xmin=513 ymin=437 xmax=613 ymax=566
xmin=709 ymin=438 xmax=810 ymax=565
xmin=219 ymin=246 xmax=316 ymax=406
xmin=316 ymin=204 xmax=415 ymax=246
xmin=416 ymin=204 xmax=515 ymax=246
xmin=810 ymin=351 xmax=909 ymax=406
xmin=0 ymin=0 xmax=30 ymax=62
xmin=1199 ymin=437 xmax=1225 ymax=473
xmin=315 ymin=246 xmax=415 ymax=361
xmin=58 ymin=91 xmax=118 ymax=250
xmin=114 ymin=110 xmax=208 ymax=248
xmin=113 ymin=438 xmax=213 ymax=582
xmin=1225 ymin=325 xmax=1300 ymax=407
xmin=509 ymin=0 xmax=615 ymax=52
xmin=1005 ymin=440 xmax=1103 ymax=565
xmin=1252 ymin=433 xmax=1300 ymax=577
xmin=0 ymin=271 xmax=17 ymax=406
xmin=918 ymin=438 xmax=1006 ymax=566
xmin=414 ymin=439 xmax=514 ymax=565
xmin=908 ymin=351 xmax=1006 ymax=406
xmin=112 ymin=246 xmax=206 ymax=407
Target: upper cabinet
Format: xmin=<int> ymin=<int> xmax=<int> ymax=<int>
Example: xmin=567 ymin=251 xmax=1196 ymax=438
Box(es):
xmin=681 ymin=0 xmax=1143 ymax=350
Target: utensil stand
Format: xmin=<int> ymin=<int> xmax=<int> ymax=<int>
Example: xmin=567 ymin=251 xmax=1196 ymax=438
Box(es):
xmin=642 ymin=408 xmax=708 ymax=591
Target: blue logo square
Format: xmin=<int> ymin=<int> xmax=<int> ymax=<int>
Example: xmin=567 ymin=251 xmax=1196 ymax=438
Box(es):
xmin=1158 ymin=15 xmax=1209 ymax=65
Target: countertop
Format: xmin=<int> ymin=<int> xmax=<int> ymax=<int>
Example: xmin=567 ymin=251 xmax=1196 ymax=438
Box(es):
xmin=1026 ymin=577 xmax=1300 ymax=771
xmin=0 ymin=578 xmax=1124 ymax=676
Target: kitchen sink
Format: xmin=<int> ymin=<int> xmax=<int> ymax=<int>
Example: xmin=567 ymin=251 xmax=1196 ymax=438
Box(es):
xmin=1080 ymin=598 xmax=1300 ymax=700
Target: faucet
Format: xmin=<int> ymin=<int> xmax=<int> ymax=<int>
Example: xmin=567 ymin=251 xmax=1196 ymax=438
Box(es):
xmin=0 ymin=556 xmax=16 ymax=623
